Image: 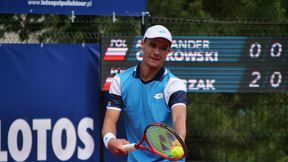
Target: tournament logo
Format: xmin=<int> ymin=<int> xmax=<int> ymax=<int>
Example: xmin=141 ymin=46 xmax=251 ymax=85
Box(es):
xmin=103 ymin=39 xmax=128 ymax=61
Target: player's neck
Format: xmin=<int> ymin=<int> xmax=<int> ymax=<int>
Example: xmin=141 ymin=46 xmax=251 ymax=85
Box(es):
xmin=139 ymin=64 xmax=161 ymax=82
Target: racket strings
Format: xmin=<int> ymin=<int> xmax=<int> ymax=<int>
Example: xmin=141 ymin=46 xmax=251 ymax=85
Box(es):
xmin=146 ymin=126 xmax=183 ymax=158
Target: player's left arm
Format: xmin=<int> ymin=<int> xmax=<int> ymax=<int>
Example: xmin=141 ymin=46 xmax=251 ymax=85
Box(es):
xmin=165 ymin=77 xmax=187 ymax=141
xmin=172 ymin=102 xmax=187 ymax=141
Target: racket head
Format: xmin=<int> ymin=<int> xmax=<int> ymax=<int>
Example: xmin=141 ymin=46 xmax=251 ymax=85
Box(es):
xmin=140 ymin=122 xmax=188 ymax=161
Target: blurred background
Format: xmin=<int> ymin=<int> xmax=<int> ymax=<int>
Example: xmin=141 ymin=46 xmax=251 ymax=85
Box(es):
xmin=1 ymin=0 xmax=288 ymax=161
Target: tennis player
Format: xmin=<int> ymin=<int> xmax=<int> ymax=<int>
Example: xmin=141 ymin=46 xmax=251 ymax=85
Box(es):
xmin=102 ymin=25 xmax=187 ymax=161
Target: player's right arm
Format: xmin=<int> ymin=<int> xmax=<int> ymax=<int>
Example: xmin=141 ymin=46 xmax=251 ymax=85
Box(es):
xmin=102 ymin=109 xmax=129 ymax=155
xmin=101 ymin=75 xmax=129 ymax=155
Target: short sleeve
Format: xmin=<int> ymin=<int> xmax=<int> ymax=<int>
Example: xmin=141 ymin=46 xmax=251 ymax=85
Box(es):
xmin=164 ymin=77 xmax=187 ymax=108
xmin=107 ymin=75 xmax=123 ymax=111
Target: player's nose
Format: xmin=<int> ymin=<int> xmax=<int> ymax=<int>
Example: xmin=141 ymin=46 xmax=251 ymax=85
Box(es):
xmin=152 ymin=47 xmax=161 ymax=56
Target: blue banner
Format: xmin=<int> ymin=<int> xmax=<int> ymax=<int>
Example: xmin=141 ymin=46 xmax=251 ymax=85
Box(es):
xmin=0 ymin=44 xmax=101 ymax=162
xmin=0 ymin=0 xmax=146 ymax=16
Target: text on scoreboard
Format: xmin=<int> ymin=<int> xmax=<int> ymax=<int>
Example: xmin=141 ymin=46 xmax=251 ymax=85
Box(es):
xmin=100 ymin=36 xmax=288 ymax=93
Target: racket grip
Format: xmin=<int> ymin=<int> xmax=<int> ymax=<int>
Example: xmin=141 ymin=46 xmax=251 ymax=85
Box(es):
xmin=122 ymin=143 xmax=136 ymax=151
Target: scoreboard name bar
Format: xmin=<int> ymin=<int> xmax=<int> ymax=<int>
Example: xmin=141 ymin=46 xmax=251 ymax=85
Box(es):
xmin=101 ymin=36 xmax=288 ymax=93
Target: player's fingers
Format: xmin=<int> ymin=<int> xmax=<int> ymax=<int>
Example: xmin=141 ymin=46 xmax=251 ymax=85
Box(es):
xmin=113 ymin=149 xmax=128 ymax=155
xmin=119 ymin=140 xmax=129 ymax=151
xmin=108 ymin=139 xmax=129 ymax=155
xmin=114 ymin=145 xmax=129 ymax=155
xmin=119 ymin=139 xmax=130 ymax=145
xmin=119 ymin=148 xmax=130 ymax=154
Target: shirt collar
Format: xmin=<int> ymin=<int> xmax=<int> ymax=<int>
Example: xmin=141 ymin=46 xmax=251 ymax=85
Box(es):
xmin=133 ymin=64 xmax=166 ymax=81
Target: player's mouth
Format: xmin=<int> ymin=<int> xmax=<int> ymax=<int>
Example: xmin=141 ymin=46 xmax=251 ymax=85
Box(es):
xmin=149 ymin=57 xmax=160 ymax=61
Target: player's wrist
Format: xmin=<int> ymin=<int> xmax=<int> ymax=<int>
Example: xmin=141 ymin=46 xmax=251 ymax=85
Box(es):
xmin=103 ymin=132 xmax=116 ymax=149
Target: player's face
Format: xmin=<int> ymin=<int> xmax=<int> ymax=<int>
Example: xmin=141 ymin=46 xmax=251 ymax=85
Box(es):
xmin=141 ymin=38 xmax=171 ymax=69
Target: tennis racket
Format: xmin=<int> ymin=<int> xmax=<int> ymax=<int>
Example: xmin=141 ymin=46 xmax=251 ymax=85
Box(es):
xmin=122 ymin=122 xmax=187 ymax=161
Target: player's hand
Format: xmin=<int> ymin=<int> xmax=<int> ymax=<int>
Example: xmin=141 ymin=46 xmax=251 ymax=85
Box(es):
xmin=179 ymin=134 xmax=185 ymax=142
xmin=107 ymin=138 xmax=130 ymax=155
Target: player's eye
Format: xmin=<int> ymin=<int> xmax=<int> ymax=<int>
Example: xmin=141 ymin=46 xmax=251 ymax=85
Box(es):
xmin=148 ymin=43 xmax=156 ymax=48
xmin=160 ymin=47 xmax=169 ymax=52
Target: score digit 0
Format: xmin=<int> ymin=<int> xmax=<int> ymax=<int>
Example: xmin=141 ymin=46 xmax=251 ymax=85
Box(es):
xmin=249 ymin=42 xmax=282 ymax=58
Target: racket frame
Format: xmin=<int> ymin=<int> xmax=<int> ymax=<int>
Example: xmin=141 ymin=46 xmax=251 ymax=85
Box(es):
xmin=134 ymin=122 xmax=187 ymax=161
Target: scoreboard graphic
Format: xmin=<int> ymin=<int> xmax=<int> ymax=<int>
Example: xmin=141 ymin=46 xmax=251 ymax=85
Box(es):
xmin=101 ymin=36 xmax=288 ymax=93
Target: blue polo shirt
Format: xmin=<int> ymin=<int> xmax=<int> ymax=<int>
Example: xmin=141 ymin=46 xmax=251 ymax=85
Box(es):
xmin=107 ymin=65 xmax=187 ymax=162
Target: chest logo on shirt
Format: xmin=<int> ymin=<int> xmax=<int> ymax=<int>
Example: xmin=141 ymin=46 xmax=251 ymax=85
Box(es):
xmin=154 ymin=93 xmax=164 ymax=100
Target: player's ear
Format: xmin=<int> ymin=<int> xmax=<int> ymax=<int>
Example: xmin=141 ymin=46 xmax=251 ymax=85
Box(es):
xmin=141 ymin=39 xmax=145 ymax=48
xmin=166 ymin=46 xmax=172 ymax=54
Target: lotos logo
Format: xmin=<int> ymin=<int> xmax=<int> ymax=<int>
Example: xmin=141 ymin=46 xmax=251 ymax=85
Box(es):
xmin=0 ymin=117 xmax=94 ymax=161
xmin=103 ymin=39 xmax=128 ymax=61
